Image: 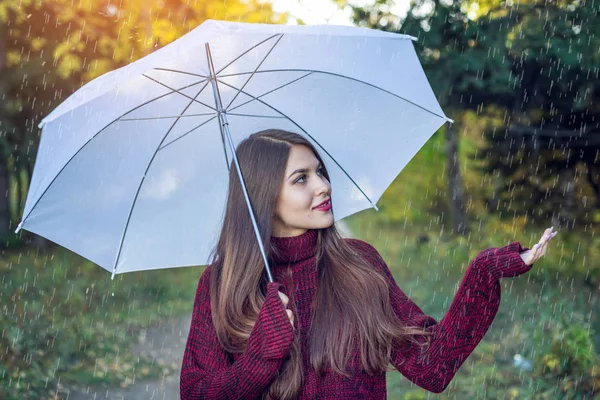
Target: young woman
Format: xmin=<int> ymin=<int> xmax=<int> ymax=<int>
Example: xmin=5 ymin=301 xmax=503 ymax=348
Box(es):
xmin=180 ymin=129 xmax=557 ymax=400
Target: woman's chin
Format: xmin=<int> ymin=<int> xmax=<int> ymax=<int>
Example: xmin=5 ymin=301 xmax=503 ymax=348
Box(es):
xmin=316 ymin=217 xmax=334 ymax=229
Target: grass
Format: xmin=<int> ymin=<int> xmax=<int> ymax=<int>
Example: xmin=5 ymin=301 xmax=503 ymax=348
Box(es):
xmin=0 ymin=246 xmax=203 ymax=399
xmin=2 ymin=206 xmax=598 ymax=399
xmin=345 ymin=210 xmax=600 ymax=399
xmin=3 ymin=127 xmax=598 ymax=399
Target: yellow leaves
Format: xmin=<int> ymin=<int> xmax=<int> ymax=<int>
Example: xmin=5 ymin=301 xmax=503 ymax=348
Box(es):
xmin=205 ymin=1 xmax=264 ymax=21
xmin=0 ymin=3 xmax=8 ymax=23
xmin=53 ymin=32 xmax=87 ymax=78
xmin=223 ymin=3 xmax=253 ymax=18
xmin=83 ymin=58 xmax=114 ymax=81
xmin=152 ymin=19 xmax=180 ymax=46
xmin=507 ymin=388 xmax=520 ymax=399
xmin=74 ymin=0 xmax=97 ymax=13
xmin=0 ymin=0 xmax=33 ymax=23
xmin=54 ymin=33 xmax=84 ymax=61
xmin=7 ymin=0 xmax=283 ymax=84
xmin=56 ymin=54 xmax=82 ymax=79
xmin=54 ymin=6 xmax=76 ymax=23
xmin=30 ymin=37 xmax=47 ymax=51
xmin=540 ymin=353 xmax=561 ymax=373
xmin=6 ymin=50 xmax=22 ymax=67
xmin=97 ymin=36 xmax=115 ymax=55
xmin=0 ymin=1 xmax=34 ymax=23
xmin=205 ymin=2 xmax=229 ymax=20
xmin=111 ymin=42 xmax=134 ymax=64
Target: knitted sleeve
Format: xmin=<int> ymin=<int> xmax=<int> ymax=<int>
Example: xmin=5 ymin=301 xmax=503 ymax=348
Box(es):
xmin=350 ymin=239 xmax=532 ymax=394
xmin=180 ymin=267 xmax=296 ymax=400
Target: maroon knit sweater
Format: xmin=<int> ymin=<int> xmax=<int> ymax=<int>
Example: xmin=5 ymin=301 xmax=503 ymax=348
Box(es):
xmin=180 ymin=229 xmax=532 ymax=399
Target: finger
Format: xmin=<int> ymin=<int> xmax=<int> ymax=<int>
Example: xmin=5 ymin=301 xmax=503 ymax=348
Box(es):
xmin=537 ymin=240 xmax=549 ymax=259
xmin=542 ymin=237 xmax=550 ymax=252
xmin=535 ymin=241 xmax=545 ymax=258
xmin=542 ymin=232 xmax=555 ymax=245
xmin=545 ymin=227 xmax=559 ymax=240
xmin=540 ymin=231 xmax=552 ymax=245
xmin=541 ymin=231 xmax=551 ymax=242
xmin=532 ymin=243 xmax=541 ymax=260
xmin=542 ymin=228 xmax=551 ymax=238
xmin=278 ymin=291 xmax=289 ymax=307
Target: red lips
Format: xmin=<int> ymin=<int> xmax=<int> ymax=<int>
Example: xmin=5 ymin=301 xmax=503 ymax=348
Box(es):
xmin=313 ymin=199 xmax=331 ymax=211
xmin=313 ymin=198 xmax=330 ymax=209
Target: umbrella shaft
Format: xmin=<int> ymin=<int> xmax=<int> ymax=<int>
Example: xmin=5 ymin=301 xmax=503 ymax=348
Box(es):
xmin=206 ymin=42 xmax=274 ymax=284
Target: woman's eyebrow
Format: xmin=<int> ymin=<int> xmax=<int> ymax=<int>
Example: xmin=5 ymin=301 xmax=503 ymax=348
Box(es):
xmin=288 ymin=162 xmax=323 ymax=179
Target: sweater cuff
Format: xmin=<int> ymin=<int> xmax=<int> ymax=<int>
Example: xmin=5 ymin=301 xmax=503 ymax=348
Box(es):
xmin=477 ymin=241 xmax=533 ymax=280
xmin=246 ymin=282 xmax=295 ymax=360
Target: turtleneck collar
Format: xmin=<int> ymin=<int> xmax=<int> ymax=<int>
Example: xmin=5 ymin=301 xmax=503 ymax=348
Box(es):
xmin=270 ymin=229 xmax=318 ymax=265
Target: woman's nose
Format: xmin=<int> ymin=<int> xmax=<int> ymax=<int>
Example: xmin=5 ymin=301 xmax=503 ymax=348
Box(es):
xmin=315 ymin=177 xmax=330 ymax=196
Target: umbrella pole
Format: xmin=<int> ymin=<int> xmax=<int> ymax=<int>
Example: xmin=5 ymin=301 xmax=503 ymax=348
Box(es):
xmin=205 ymin=42 xmax=275 ymax=284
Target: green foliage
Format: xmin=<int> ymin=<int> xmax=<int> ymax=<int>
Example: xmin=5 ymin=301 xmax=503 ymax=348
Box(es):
xmin=347 ymin=167 xmax=599 ymax=399
xmin=344 ymin=0 xmax=600 ymax=232
xmin=530 ymin=295 xmax=599 ymax=398
xmin=0 ymin=247 xmax=201 ymax=399
xmin=0 ymin=0 xmax=287 ymax=236
xmin=369 ymin=125 xmax=448 ymax=228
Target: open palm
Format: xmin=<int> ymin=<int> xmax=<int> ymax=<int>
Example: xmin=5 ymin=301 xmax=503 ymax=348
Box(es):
xmin=520 ymin=227 xmax=558 ymax=266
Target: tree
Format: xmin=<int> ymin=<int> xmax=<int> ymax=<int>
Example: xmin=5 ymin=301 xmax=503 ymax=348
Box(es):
xmin=0 ymin=0 xmax=286 ymax=246
xmin=343 ymin=0 xmax=600 ymax=231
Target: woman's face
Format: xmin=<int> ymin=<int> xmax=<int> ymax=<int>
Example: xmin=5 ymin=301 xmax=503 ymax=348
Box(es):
xmin=272 ymin=144 xmax=334 ymax=237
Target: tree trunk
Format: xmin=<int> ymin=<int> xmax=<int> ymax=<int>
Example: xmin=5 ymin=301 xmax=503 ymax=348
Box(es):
xmin=445 ymin=122 xmax=470 ymax=235
xmin=555 ymin=167 xmax=576 ymax=232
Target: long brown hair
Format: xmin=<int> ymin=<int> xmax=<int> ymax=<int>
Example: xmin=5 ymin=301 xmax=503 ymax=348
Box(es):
xmin=207 ymin=129 xmax=431 ymax=400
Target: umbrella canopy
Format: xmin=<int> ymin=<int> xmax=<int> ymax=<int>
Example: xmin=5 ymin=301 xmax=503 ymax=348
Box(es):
xmin=16 ymin=19 xmax=452 ymax=280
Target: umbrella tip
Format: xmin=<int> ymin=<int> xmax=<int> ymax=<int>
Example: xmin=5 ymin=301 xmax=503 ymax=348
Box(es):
xmin=373 ymin=203 xmax=379 ymax=211
xmin=14 ymin=221 xmax=23 ymax=234
xmin=111 ymin=272 xmax=115 ymax=280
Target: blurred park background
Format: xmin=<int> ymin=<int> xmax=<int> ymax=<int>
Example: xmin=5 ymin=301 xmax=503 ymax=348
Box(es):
xmin=1 ymin=0 xmax=599 ymax=398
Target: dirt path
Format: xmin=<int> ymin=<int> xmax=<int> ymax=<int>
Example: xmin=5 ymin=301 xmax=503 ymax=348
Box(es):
xmin=64 ymin=221 xmax=353 ymax=399
xmin=65 ymin=314 xmax=191 ymax=400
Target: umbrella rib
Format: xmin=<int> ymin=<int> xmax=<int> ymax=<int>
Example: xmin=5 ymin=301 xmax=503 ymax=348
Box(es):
xmin=143 ymin=74 xmax=218 ymax=112
xmin=150 ymin=34 xmax=283 ymax=81
xmin=225 ymin=113 xmax=285 ymax=119
xmin=227 ymin=72 xmax=313 ymax=113
xmin=157 ymin=115 xmax=218 ymax=151
xmin=144 ymin=69 xmax=315 ymax=115
xmin=220 ymin=69 xmax=452 ymax=122
xmin=224 ymin=35 xmax=284 ymax=111
xmin=216 ymin=78 xmax=379 ymax=210
xmin=111 ymin=84 xmax=210 ymax=277
xmin=205 ymin=43 xmax=231 ymax=174
xmin=17 ymin=78 xmax=210 ymax=233
xmin=215 ymin=34 xmax=283 ymax=76
xmin=153 ymin=67 xmax=208 ymax=78
xmin=121 ymin=112 xmax=216 ymax=121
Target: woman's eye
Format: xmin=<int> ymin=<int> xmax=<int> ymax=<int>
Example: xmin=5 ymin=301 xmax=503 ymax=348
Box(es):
xmin=295 ymin=168 xmax=325 ymax=184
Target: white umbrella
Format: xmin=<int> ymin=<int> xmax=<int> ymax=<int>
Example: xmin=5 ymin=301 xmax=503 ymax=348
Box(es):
xmin=16 ymin=19 xmax=452 ymax=281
